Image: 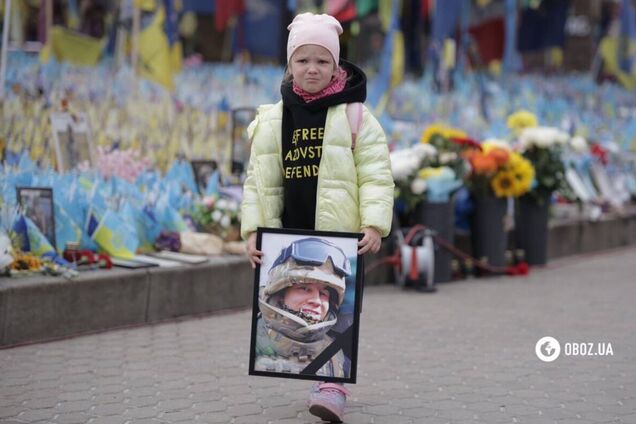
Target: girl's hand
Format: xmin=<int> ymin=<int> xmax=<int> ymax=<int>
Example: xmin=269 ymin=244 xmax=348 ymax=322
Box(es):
xmin=358 ymin=227 xmax=382 ymax=255
xmin=246 ymin=232 xmax=263 ymax=268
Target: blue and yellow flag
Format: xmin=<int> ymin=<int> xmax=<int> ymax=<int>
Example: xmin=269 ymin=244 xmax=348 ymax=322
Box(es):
xmin=92 ymin=210 xmax=139 ymax=259
xmin=138 ymin=2 xmax=175 ymax=90
xmin=13 ymin=216 xmax=57 ymax=256
xmin=40 ymin=26 xmax=105 ymax=66
xmin=55 ymin=203 xmax=83 ymax=252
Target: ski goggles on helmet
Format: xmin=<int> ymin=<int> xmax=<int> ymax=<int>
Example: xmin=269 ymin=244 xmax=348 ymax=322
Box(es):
xmin=271 ymin=237 xmax=351 ymax=277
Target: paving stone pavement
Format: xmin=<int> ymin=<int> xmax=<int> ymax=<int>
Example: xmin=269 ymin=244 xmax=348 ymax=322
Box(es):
xmin=1 ymin=247 xmax=635 ymax=424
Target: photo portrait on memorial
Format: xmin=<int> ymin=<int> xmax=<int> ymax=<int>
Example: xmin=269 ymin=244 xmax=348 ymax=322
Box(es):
xmin=16 ymin=187 xmax=57 ymax=248
xmin=50 ymin=112 xmax=95 ymax=172
xmin=231 ymin=107 xmax=257 ymax=176
xmin=191 ymin=160 xmax=219 ymax=195
xmin=248 ymin=228 xmax=363 ymax=383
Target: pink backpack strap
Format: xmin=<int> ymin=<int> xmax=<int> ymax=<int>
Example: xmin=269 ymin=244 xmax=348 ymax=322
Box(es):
xmin=346 ymin=102 xmax=363 ymax=150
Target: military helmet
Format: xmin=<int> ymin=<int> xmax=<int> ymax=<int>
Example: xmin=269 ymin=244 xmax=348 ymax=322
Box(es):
xmin=264 ymin=237 xmax=350 ymax=306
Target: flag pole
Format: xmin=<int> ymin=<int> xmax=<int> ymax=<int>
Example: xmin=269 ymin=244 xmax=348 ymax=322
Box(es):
xmin=0 ymin=0 xmax=12 ymax=100
xmin=115 ymin=0 xmax=126 ymax=68
xmin=131 ymin=2 xmax=139 ymax=71
xmin=45 ymin=0 xmax=52 ymax=42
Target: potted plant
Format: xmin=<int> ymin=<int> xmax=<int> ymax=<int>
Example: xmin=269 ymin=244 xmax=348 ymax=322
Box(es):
xmin=514 ymin=125 xmax=571 ymax=264
xmin=463 ymin=141 xmax=535 ymax=268
xmin=391 ymin=124 xmax=475 ymax=282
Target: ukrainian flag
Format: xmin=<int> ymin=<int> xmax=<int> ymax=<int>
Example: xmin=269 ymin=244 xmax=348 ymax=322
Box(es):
xmin=40 ymin=26 xmax=105 ymax=66
xmin=92 ymin=210 xmax=139 ymax=259
xmin=137 ymin=1 xmax=175 ymax=90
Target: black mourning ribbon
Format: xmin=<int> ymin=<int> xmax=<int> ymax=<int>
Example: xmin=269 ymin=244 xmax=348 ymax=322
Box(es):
xmin=299 ymin=325 xmax=353 ymax=376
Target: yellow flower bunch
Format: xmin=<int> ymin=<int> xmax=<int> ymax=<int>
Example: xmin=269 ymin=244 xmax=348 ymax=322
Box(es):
xmin=417 ymin=167 xmax=445 ymax=179
xmin=420 ymin=123 xmax=467 ymax=144
xmin=491 ymin=152 xmax=535 ymax=197
xmin=507 ymin=110 xmax=538 ymax=134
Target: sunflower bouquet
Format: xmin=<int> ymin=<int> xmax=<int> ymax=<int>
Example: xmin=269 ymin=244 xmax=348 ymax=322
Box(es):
xmin=463 ymin=141 xmax=535 ymax=198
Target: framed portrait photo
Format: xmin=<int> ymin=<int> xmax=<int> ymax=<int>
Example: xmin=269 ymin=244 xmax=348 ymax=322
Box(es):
xmin=50 ymin=112 xmax=95 ymax=172
xmin=230 ymin=107 xmax=256 ymax=176
xmin=16 ymin=187 xmax=56 ymax=248
xmin=249 ymin=227 xmax=363 ymax=384
xmin=191 ymin=160 xmax=219 ymax=195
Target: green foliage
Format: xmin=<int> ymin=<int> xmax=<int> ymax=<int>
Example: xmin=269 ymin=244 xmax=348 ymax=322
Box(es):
xmin=523 ymin=146 xmax=566 ymax=200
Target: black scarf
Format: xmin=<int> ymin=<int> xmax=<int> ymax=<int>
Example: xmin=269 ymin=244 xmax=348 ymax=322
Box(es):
xmin=280 ymin=60 xmax=367 ymax=230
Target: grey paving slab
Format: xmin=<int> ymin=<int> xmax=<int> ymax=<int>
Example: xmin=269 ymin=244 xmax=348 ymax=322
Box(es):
xmin=1 ymin=247 xmax=635 ymax=423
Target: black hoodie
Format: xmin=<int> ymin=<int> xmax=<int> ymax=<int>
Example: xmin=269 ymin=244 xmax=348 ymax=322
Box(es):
xmin=280 ymin=60 xmax=367 ymax=230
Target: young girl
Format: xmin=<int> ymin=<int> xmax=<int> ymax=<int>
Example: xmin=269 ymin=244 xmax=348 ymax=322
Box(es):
xmin=241 ymin=12 xmax=394 ymax=423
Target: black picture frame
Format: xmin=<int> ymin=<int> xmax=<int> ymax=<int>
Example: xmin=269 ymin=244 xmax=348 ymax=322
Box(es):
xmin=248 ymin=227 xmax=363 ymax=384
xmin=231 ymin=107 xmax=257 ymax=176
xmin=16 ymin=187 xmax=57 ymax=249
xmin=191 ymin=159 xmax=219 ymax=195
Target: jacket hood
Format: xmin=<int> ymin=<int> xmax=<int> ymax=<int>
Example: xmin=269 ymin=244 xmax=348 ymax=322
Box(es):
xmin=281 ymin=59 xmax=367 ymax=112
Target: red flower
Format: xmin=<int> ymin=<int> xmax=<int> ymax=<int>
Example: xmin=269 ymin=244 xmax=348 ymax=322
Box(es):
xmin=506 ymin=262 xmax=530 ymax=276
xmin=451 ymin=136 xmax=482 ymax=150
xmin=590 ymin=143 xmax=608 ymax=165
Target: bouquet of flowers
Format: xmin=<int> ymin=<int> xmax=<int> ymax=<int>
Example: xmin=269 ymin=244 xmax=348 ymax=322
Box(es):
xmin=419 ymin=123 xmax=480 ymax=177
xmin=516 ymin=126 xmax=570 ymax=201
xmin=391 ymin=124 xmax=482 ymax=214
xmin=463 ymin=141 xmax=535 ymax=198
xmin=397 ymin=165 xmax=463 ymax=212
xmin=190 ymin=195 xmax=241 ymax=241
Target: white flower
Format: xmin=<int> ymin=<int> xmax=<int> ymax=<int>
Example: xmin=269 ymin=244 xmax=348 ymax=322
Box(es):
xmin=211 ymin=210 xmax=222 ymax=222
xmin=202 ymin=196 xmax=215 ymax=208
xmin=390 ymin=144 xmax=438 ymax=182
xmin=439 ymin=152 xmax=458 ymax=164
xmin=216 ymin=199 xmax=228 ymax=210
xmin=483 ymin=138 xmax=510 ymax=149
xmin=554 ymin=129 xmax=570 ymax=145
xmin=570 ymin=136 xmax=588 ymax=153
xmin=390 ymin=151 xmax=420 ymax=181
xmin=228 ymin=200 xmax=239 ymax=212
xmin=413 ymin=143 xmax=438 ymax=159
xmin=410 ymin=178 xmax=427 ymax=195
xmin=605 ymin=141 xmax=620 ymax=153
xmin=519 ymin=127 xmax=569 ymax=150
xmin=220 ymin=215 xmax=231 ymax=228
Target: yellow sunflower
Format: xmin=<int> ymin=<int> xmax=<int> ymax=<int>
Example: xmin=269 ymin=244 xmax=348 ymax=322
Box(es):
xmin=491 ymin=170 xmax=518 ymax=197
xmin=502 ymin=152 xmax=535 ymax=196
xmin=511 ymin=157 xmax=535 ymax=196
xmin=420 ymin=124 xmax=446 ymax=144
xmin=420 ymin=123 xmax=467 ymax=144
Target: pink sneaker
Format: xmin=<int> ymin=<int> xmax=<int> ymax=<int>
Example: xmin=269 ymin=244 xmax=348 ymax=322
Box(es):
xmin=308 ymin=382 xmax=351 ymax=423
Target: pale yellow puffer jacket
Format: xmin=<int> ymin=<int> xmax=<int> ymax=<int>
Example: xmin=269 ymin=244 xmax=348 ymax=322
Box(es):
xmin=240 ymin=101 xmax=394 ymax=240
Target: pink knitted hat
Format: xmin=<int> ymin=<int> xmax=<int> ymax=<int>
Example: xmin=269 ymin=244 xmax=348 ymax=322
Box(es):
xmin=286 ymin=13 xmax=343 ymax=64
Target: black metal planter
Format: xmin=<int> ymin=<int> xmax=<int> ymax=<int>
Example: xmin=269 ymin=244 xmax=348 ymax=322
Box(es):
xmin=515 ymin=194 xmax=550 ymax=265
xmin=413 ymin=201 xmax=455 ymax=282
xmin=470 ymin=196 xmax=507 ymax=268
